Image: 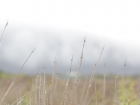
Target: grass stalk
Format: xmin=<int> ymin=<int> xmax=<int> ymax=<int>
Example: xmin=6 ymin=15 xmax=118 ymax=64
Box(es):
xmin=121 ymin=61 xmax=126 ymax=105
xmin=43 ymin=67 xmax=46 ymax=105
xmin=53 ymin=72 xmax=58 ymax=104
xmin=84 ymin=46 xmax=105 ymax=105
xmin=49 ymin=58 xmax=57 ymax=105
xmin=87 ymin=93 xmax=94 ymax=105
xmin=11 ymin=81 xmax=47 ymax=105
xmin=83 ymin=82 xmax=91 ymax=105
xmin=30 ymin=82 xmax=34 ymax=105
xmin=79 ymin=75 xmax=88 ymax=105
xmin=61 ymin=55 xmax=73 ymax=105
xmin=102 ymin=63 xmax=106 ymax=105
xmin=35 ymin=72 xmax=38 ymax=105
xmin=95 ymin=83 xmax=97 ymax=105
xmin=19 ymin=85 xmax=21 ymax=105
xmin=114 ymin=72 xmax=118 ymax=105
xmin=69 ymin=37 xmax=86 ymax=105
xmin=0 ymin=49 xmax=35 ymax=104
xmin=0 ymin=21 xmax=8 ymax=42
xmin=38 ymin=67 xmax=41 ymax=105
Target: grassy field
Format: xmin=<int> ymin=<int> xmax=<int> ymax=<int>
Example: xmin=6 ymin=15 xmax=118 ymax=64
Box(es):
xmin=0 ymin=71 xmax=140 ymax=105
xmin=0 ymin=22 xmax=140 ymax=105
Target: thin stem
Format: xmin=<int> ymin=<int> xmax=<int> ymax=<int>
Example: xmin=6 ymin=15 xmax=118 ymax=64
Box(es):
xmin=87 ymin=93 xmax=94 ymax=105
xmin=84 ymin=46 xmax=105 ymax=105
xmin=102 ymin=63 xmax=106 ymax=105
xmin=0 ymin=21 xmax=8 ymax=42
xmin=61 ymin=55 xmax=73 ymax=105
xmin=49 ymin=58 xmax=57 ymax=105
xmin=0 ymin=49 xmax=35 ymax=105
xmin=20 ymin=85 xmax=21 ymax=105
xmin=69 ymin=37 xmax=86 ymax=105
xmin=79 ymin=75 xmax=88 ymax=105
xmin=95 ymin=83 xmax=97 ymax=105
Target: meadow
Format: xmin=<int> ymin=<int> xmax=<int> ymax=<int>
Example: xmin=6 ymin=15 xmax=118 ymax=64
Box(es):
xmin=0 ymin=71 xmax=140 ymax=105
xmin=0 ymin=22 xmax=140 ymax=105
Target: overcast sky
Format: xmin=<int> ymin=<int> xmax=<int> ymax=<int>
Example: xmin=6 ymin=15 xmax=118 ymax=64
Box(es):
xmin=0 ymin=0 xmax=140 ymax=75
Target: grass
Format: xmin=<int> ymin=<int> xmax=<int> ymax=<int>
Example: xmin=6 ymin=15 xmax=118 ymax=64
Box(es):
xmin=0 ymin=73 xmax=139 ymax=105
xmin=0 ymin=21 xmax=140 ymax=105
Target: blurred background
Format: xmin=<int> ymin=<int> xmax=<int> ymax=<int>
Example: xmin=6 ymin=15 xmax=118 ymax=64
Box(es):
xmin=1 ymin=1 xmax=140 ymax=105
xmin=0 ymin=0 xmax=140 ymax=75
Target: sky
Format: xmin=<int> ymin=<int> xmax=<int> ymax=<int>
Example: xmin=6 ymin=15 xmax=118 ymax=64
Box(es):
xmin=0 ymin=0 xmax=140 ymax=75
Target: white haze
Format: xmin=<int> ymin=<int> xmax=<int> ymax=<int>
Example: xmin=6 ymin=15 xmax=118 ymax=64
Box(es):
xmin=0 ymin=0 xmax=140 ymax=75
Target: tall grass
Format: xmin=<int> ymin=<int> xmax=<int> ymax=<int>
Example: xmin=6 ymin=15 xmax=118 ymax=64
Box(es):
xmin=0 ymin=22 xmax=140 ymax=105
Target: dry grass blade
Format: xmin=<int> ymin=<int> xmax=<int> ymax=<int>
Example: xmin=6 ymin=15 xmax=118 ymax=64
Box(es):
xmin=42 ymin=67 xmax=46 ymax=105
xmin=17 ymin=98 xmax=23 ymax=105
xmin=35 ymin=72 xmax=39 ymax=105
xmin=87 ymin=93 xmax=94 ymax=105
xmin=61 ymin=55 xmax=73 ymax=105
xmin=19 ymin=85 xmax=21 ymax=105
xmin=118 ymin=61 xmax=126 ymax=105
xmin=114 ymin=72 xmax=118 ymax=105
xmin=83 ymin=82 xmax=91 ymax=105
xmin=91 ymin=45 xmax=105 ymax=81
xmin=79 ymin=75 xmax=88 ymax=105
xmin=0 ymin=21 xmax=8 ymax=42
xmin=121 ymin=61 xmax=126 ymax=89
xmin=84 ymin=46 xmax=105 ymax=105
xmin=0 ymin=82 xmax=14 ymax=105
xmin=48 ymin=58 xmax=57 ymax=105
xmin=11 ymin=81 xmax=47 ymax=105
xmin=38 ymin=67 xmax=41 ymax=105
xmin=53 ymin=72 xmax=58 ymax=104
xmin=14 ymin=48 xmax=36 ymax=82
xmin=8 ymin=81 xmax=27 ymax=95
xmin=69 ymin=37 xmax=86 ymax=105
xmin=122 ymin=61 xmax=126 ymax=105
xmin=30 ymin=82 xmax=34 ymax=105
xmin=102 ymin=63 xmax=106 ymax=105
xmin=95 ymin=83 xmax=97 ymax=105
xmin=27 ymin=93 xmax=36 ymax=105
xmin=0 ymin=48 xmax=36 ymax=105
xmin=1 ymin=80 xmax=9 ymax=94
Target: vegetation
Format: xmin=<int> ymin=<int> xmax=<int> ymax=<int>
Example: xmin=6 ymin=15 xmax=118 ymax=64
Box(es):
xmin=0 ymin=21 xmax=140 ymax=105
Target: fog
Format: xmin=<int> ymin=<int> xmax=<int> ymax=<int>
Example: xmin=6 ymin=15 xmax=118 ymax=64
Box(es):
xmin=0 ymin=25 xmax=140 ymax=75
xmin=0 ymin=0 xmax=140 ymax=75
